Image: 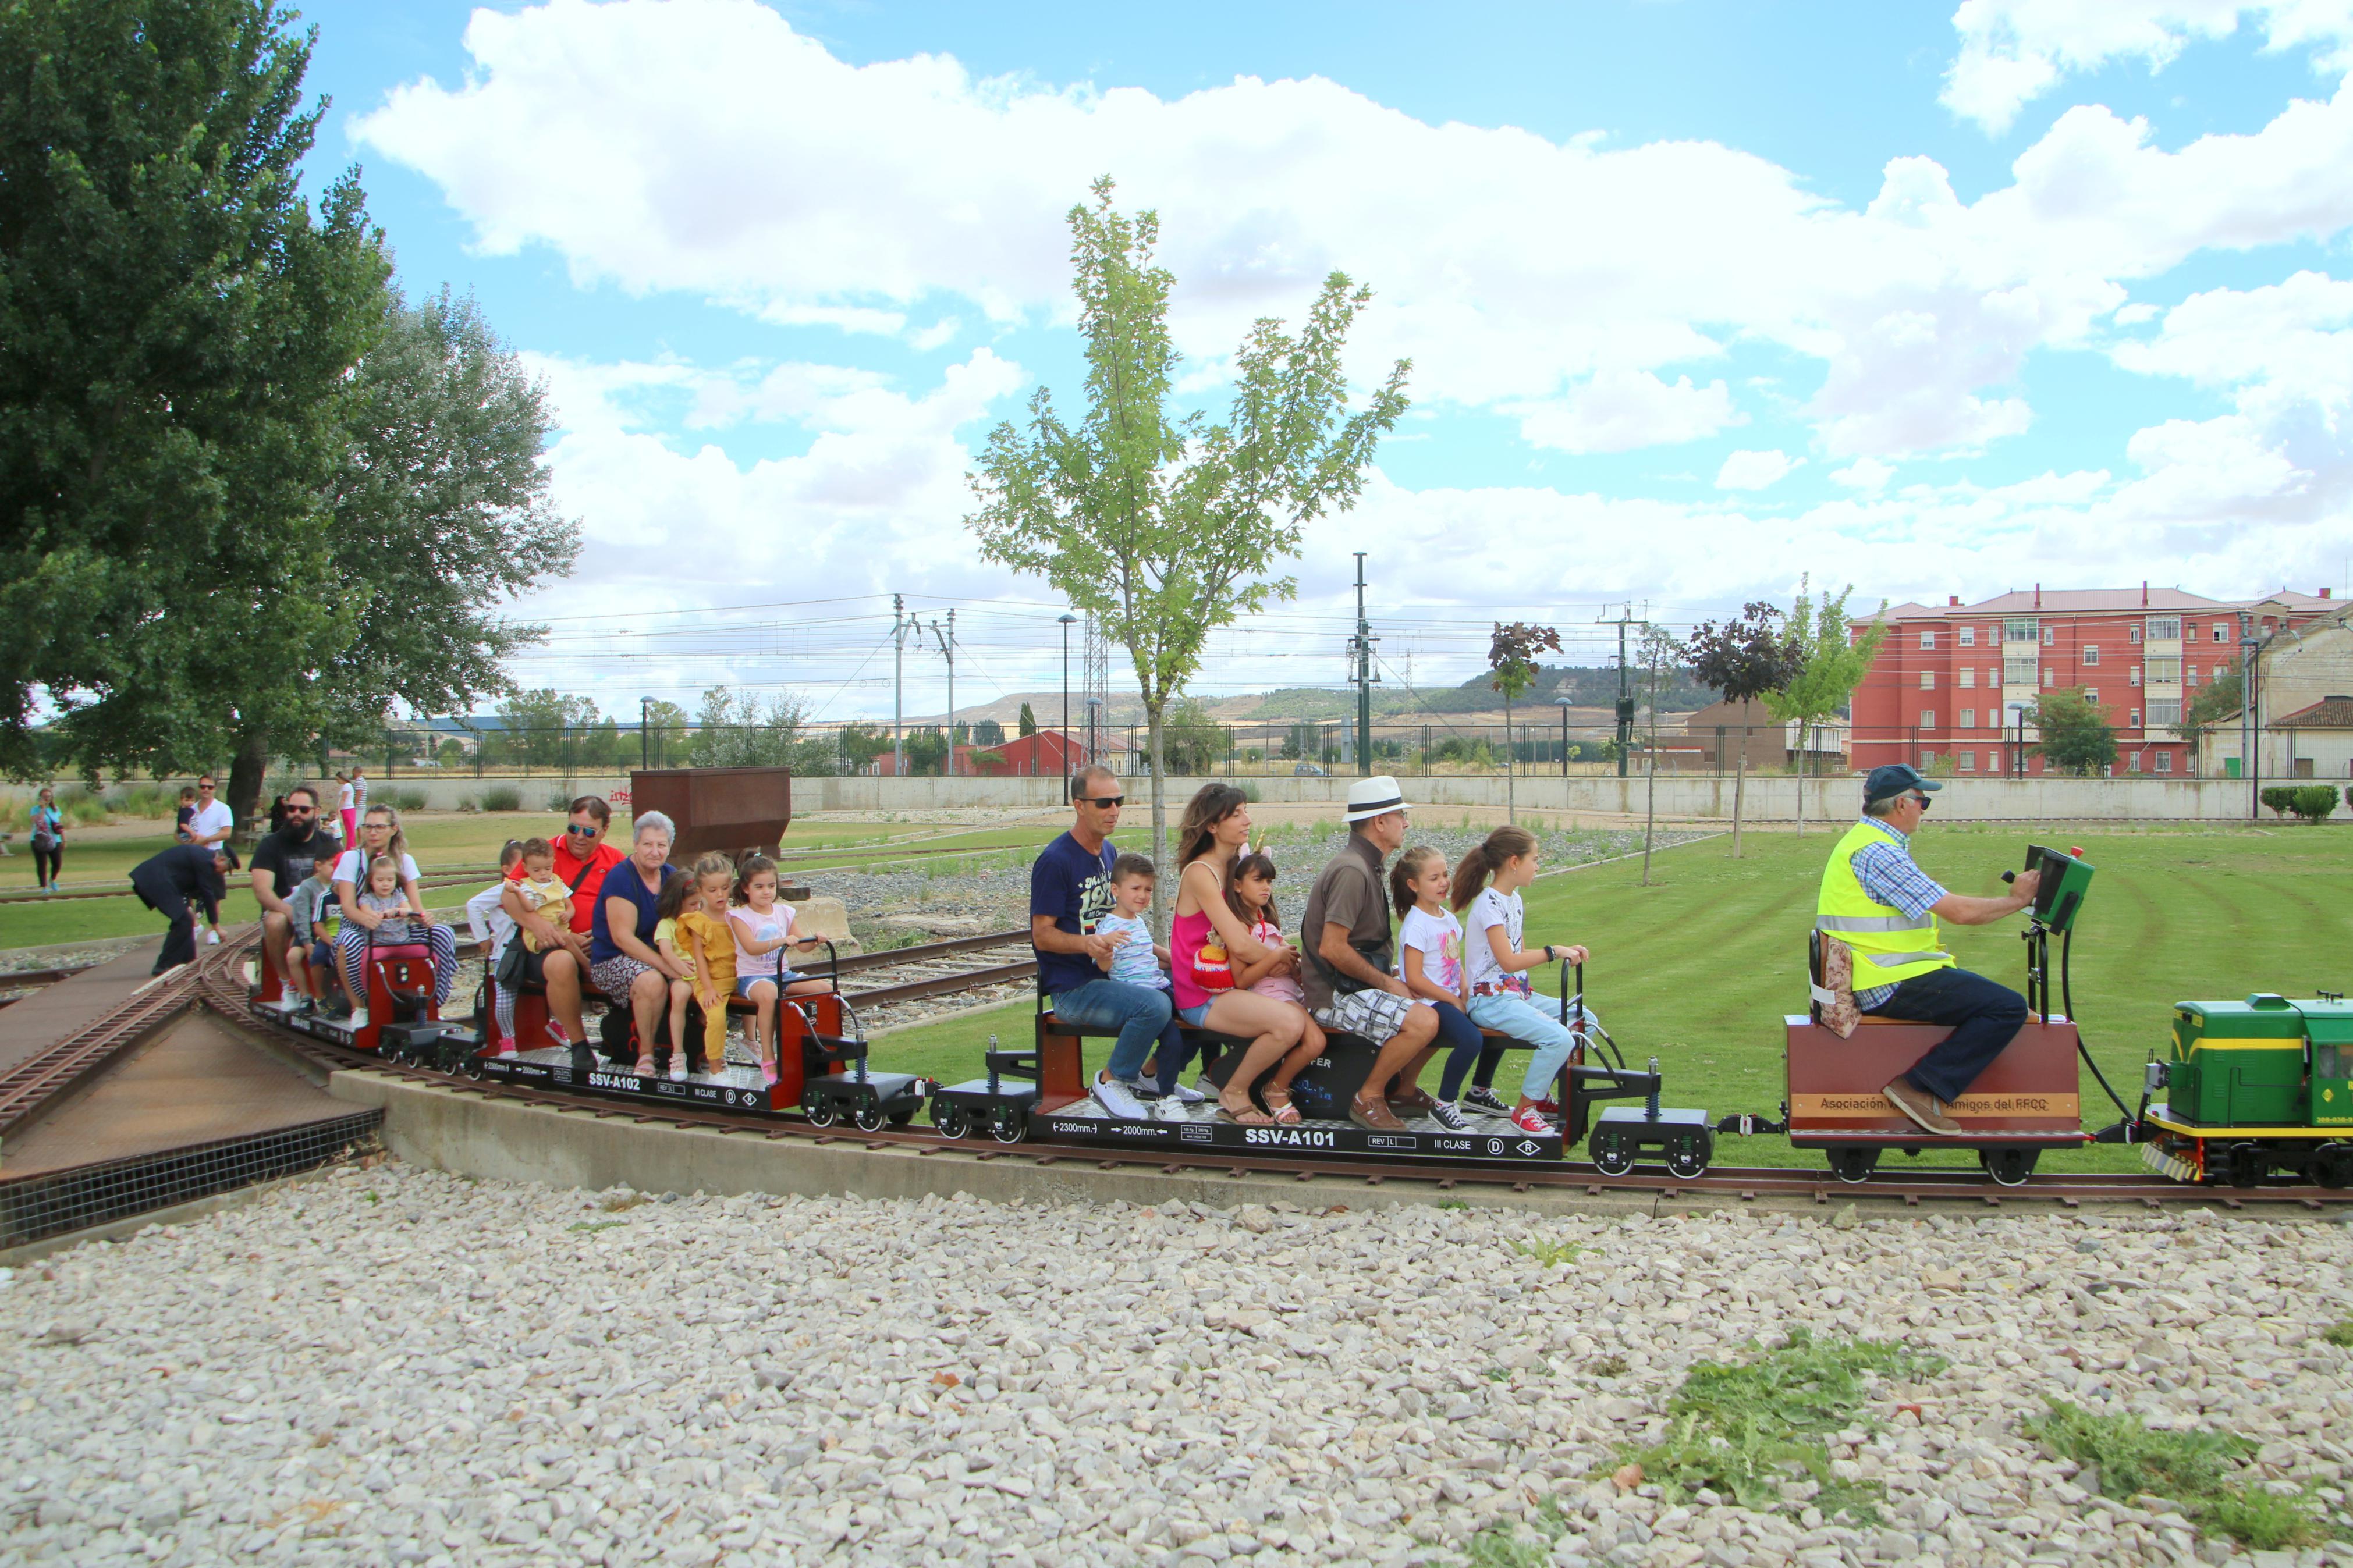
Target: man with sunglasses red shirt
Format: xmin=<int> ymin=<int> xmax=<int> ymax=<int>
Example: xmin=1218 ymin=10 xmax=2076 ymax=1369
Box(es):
xmin=501 ymin=794 xmax=626 ymax=1054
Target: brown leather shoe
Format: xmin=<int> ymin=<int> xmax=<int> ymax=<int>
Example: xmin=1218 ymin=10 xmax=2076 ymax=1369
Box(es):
xmin=1349 ymin=1091 xmax=1406 ymax=1132
xmin=1883 ymin=1078 xmax=1962 ymax=1135
xmin=1386 ymin=1086 xmax=1439 ymax=1116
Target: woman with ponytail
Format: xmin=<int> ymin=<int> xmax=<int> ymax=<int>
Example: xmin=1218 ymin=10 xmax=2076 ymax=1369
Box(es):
xmin=1450 ymin=826 xmax=1589 ymax=1136
xmin=1170 ymin=784 xmax=1308 ymax=1125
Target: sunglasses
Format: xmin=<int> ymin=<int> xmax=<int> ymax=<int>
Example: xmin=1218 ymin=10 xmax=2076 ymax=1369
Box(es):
xmin=285 ymin=804 xmax=314 ymax=814
xmin=1911 ymin=794 xmax=1933 ymax=810
xmin=1080 ymin=795 xmax=1125 ymax=809
xmin=566 ymin=823 xmax=601 ymax=837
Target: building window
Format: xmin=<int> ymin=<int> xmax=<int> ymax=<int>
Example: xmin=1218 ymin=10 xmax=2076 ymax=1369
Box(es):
xmin=1988 ymin=710 xmax=2004 ymax=730
xmin=2149 ymin=699 xmax=2181 ymax=727
xmin=2155 ymin=751 xmax=2173 ymax=773
xmin=2145 ymin=616 xmax=2181 ymax=642
xmin=2212 ymin=623 xmax=2230 ymax=642
xmin=1958 ymin=667 xmax=1976 ymax=688
xmin=2042 ymin=626 xmax=2057 ymax=646
xmin=1990 ymin=748 xmax=2003 ymax=771
xmin=1919 ymin=710 xmax=1936 ymax=730
xmin=2082 ymin=688 xmax=2098 ymax=706
xmin=1919 ymin=670 xmax=1935 ymax=689
xmin=2185 ymin=664 xmax=2197 ymax=685
xmin=1959 ymin=708 xmax=1976 ymax=730
xmin=1919 ymin=630 xmax=1936 ymax=649
xmin=1958 ymin=751 xmax=1975 ymax=771
xmin=2004 ymin=657 xmax=2037 ymax=685
xmin=2082 ymin=645 xmax=2099 ymax=665
xmin=2146 ymin=656 xmax=2180 ymax=684
xmin=2003 ymin=618 xmax=2038 ymax=643
xmin=2128 ymin=753 xmax=2141 ymax=773
xmin=1959 ymin=626 xmax=1976 ymax=646
xmin=2130 ymin=707 xmax=2141 ymax=728
xmin=2129 ymin=624 xmax=2142 ymax=645
xmin=2042 ymin=667 xmax=2054 ymax=687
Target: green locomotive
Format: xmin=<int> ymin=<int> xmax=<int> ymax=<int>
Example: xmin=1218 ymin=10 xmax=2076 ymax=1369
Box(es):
xmin=2141 ymin=992 xmax=2353 ymax=1187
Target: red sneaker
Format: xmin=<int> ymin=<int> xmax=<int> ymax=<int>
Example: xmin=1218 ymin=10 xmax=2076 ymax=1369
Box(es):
xmin=1510 ymin=1105 xmax=1555 ymax=1135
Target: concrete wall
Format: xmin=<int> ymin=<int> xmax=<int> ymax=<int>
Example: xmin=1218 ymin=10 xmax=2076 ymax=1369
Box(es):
xmin=0 ymin=770 xmax=2296 ymax=821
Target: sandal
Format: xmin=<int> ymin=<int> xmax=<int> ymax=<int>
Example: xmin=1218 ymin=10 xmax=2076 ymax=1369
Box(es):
xmin=1216 ymin=1101 xmax=1276 ymax=1127
xmin=633 ymin=1055 xmax=656 ymax=1076
xmin=1261 ymin=1087 xmax=1304 ymax=1126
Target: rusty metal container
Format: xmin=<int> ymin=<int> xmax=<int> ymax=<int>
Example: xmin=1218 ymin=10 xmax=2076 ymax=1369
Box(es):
xmin=626 ymin=767 xmax=793 ymax=859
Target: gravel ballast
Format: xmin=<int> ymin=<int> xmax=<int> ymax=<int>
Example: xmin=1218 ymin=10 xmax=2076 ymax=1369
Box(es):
xmin=5 ymin=1164 xmax=2351 ymax=1566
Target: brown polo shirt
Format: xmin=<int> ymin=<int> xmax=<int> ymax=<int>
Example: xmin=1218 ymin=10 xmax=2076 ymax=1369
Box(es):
xmin=1300 ymin=830 xmax=1392 ymax=1012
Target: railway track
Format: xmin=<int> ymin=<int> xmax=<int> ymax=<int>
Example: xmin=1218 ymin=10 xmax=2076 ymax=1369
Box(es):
xmin=178 ymin=931 xmax=2352 ymax=1213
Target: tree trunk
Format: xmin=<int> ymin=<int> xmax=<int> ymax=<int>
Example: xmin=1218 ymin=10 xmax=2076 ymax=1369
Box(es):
xmin=226 ymin=726 xmax=271 ymax=847
xmin=1732 ymin=738 xmax=1748 ymax=859
xmin=1146 ymin=699 xmax=1169 ymax=938
xmin=1503 ymin=697 xmax=1515 ymax=825
xmin=1641 ymin=721 xmax=1658 ymax=887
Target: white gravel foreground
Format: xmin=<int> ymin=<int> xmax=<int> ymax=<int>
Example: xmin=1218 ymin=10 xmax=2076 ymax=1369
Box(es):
xmin=4 ymin=1163 xmax=2352 ymax=1568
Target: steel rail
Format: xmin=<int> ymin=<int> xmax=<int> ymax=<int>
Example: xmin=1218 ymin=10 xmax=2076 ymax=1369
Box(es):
xmin=183 ymin=932 xmax=2350 ymax=1212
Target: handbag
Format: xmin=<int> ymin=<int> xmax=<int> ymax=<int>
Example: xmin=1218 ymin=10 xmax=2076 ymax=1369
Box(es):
xmin=1191 ymin=932 xmax=1235 ymax=993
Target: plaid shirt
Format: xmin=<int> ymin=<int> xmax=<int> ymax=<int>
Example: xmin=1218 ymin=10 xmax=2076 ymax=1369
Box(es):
xmin=1846 ymin=820 xmax=1949 ymax=1010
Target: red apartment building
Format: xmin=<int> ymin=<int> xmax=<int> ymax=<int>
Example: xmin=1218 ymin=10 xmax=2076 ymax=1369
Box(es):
xmin=1849 ymin=585 xmax=2340 ymax=778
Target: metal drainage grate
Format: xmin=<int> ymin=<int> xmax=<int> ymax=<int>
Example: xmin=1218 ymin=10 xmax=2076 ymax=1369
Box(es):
xmin=0 ymin=1111 xmax=384 ymax=1253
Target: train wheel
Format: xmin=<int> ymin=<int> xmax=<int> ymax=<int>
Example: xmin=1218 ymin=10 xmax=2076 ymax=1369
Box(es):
xmin=989 ymin=1106 xmax=1027 ymax=1144
xmin=1589 ymin=1125 xmax=1635 ymax=1178
xmin=803 ymin=1091 xmax=837 ymax=1128
xmin=1826 ymin=1147 xmax=1880 ymax=1185
xmin=853 ymin=1104 xmax=890 ymax=1134
xmin=1979 ymin=1148 xmax=2038 ymax=1187
xmin=2312 ymin=1146 xmax=2353 ymax=1190
xmin=888 ymin=1104 xmax=918 ymax=1128
xmin=462 ymin=1051 xmax=487 ymax=1081
xmin=1665 ymin=1129 xmax=1713 ymax=1179
xmin=932 ymin=1102 xmax=972 ymax=1140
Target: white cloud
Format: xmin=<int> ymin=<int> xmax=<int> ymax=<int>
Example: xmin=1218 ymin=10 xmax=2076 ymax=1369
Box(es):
xmin=1832 ymin=456 xmax=1900 ymax=490
xmin=1508 ymin=371 xmax=1741 ymax=454
xmin=1943 ymin=1 xmax=2353 ymax=134
xmin=354 ymin=0 xmax=2353 ymax=462
xmin=1715 ymin=449 xmax=1801 ymax=489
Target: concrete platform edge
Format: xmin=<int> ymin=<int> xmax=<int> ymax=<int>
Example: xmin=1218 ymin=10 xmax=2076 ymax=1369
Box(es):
xmin=324 ymin=1068 xmax=2201 ymax=1222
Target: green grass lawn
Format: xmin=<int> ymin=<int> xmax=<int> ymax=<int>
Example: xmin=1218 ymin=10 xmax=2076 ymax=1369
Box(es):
xmin=864 ymin=823 xmax=2353 ymax=1175
xmin=0 ymin=813 xmax=974 ymax=950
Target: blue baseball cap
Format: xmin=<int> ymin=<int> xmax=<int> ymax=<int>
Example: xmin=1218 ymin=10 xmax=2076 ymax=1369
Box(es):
xmin=1862 ymin=764 xmax=1943 ymax=806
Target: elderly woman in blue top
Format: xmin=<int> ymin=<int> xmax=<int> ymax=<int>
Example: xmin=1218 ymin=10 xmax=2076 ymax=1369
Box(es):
xmin=590 ymin=810 xmax=686 ymax=1073
xmin=1816 ymin=764 xmax=2044 ymax=1136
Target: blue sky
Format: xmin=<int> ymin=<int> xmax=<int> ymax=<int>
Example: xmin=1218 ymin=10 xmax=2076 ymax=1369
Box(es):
xmin=292 ymin=1 xmax=2353 ymax=718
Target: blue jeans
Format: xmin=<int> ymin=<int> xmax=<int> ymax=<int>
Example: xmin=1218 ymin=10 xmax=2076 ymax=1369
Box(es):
xmin=1864 ymin=966 xmax=2029 ymax=1104
xmin=1427 ymin=1001 xmax=1488 ymax=1101
xmin=1055 ymin=978 xmax=1181 ymax=1085
xmin=1467 ymin=993 xmax=1581 ymax=1104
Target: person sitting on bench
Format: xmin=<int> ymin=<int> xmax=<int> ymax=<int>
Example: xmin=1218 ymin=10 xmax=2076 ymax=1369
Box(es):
xmin=1817 ymin=765 xmax=2043 ymax=1135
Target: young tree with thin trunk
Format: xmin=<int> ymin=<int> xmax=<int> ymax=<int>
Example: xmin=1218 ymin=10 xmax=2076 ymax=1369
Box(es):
xmin=1681 ymin=602 xmax=1797 ymax=859
xmin=1763 ymin=577 xmax=1888 ymax=837
xmin=968 ymin=179 xmax=1410 ymax=903
xmin=1487 ymin=622 xmax=1562 ymax=825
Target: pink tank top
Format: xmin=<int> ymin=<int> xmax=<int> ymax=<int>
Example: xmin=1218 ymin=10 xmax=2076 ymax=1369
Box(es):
xmin=1170 ymin=909 xmax=1212 ymax=1011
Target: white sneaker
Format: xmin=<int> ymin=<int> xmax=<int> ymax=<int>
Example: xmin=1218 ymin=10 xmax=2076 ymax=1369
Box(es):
xmin=262 ymin=994 xmax=303 ymax=1014
xmin=1166 ymin=1079 xmax=1206 ymax=1105
xmin=347 ymin=1010 xmax=370 ymax=1030
xmin=670 ymin=1054 xmax=690 ymax=1082
xmin=1150 ymin=1095 xmax=1190 ymax=1122
xmin=1089 ymin=1075 xmax=1147 ymax=1121
xmin=204 ymin=929 xmax=221 ymax=947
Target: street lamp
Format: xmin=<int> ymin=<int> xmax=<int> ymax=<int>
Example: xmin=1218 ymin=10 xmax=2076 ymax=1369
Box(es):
xmin=2007 ymin=701 xmax=2027 ymax=779
xmin=1556 ymin=697 xmax=1573 ymax=779
xmin=1058 ymin=613 xmax=1077 ymax=777
xmin=1085 ymin=695 xmax=1103 ymax=776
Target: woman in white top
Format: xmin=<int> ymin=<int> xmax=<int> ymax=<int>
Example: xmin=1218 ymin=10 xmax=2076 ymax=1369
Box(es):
xmin=1451 ymin=826 xmax=1588 ymax=1137
xmin=331 ymin=804 xmax=457 ymax=1019
xmin=335 ymin=773 xmax=357 ymax=848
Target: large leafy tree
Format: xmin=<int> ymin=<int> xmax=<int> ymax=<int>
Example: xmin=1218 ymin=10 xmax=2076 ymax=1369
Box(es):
xmin=2029 ymin=688 xmax=2118 ymax=776
xmin=968 ymin=178 xmax=1411 ymax=895
xmin=1682 ymin=601 xmax=1797 ymax=858
xmin=1 ymin=0 xmax=389 ymax=787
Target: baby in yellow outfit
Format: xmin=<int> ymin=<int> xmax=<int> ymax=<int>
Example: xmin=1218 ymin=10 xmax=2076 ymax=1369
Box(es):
xmin=513 ymin=840 xmax=572 ymax=952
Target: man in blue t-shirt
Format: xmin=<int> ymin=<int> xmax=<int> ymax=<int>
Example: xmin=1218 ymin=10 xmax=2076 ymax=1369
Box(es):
xmin=1030 ymin=764 xmax=1176 ymax=1119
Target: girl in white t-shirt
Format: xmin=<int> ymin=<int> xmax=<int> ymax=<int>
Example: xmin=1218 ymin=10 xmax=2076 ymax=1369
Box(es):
xmin=726 ymin=855 xmax=827 ymax=1086
xmin=1386 ymin=845 xmax=1488 ymax=1131
xmin=1451 ymin=826 xmax=1589 ymax=1137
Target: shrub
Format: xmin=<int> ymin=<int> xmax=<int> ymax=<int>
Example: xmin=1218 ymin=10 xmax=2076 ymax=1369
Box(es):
xmin=481 ymin=785 xmax=523 ymax=813
xmin=546 ymin=790 xmax=576 ymax=813
xmin=105 ymin=781 xmax=179 ymax=819
xmin=2290 ymin=784 xmax=2338 ymax=824
xmin=456 ymin=796 xmax=481 ymax=813
xmin=2258 ymin=785 xmax=2296 ymax=819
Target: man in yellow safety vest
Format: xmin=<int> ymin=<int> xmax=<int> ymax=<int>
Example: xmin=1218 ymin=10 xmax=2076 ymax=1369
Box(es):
xmin=1818 ymin=765 xmax=2043 ymax=1135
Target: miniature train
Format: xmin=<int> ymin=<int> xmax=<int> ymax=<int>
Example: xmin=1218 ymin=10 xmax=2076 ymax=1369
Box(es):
xmin=240 ymin=839 xmax=2351 ymax=1189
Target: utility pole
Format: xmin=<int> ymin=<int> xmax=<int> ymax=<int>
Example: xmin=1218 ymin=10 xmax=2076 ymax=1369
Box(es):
xmin=929 ymin=610 xmax=957 ymax=777
xmin=2241 ymin=611 xmax=2259 ymax=820
xmin=1351 ymin=552 xmax=1376 ymax=777
xmin=892 ymin=593 xmax=906 ymax=779
xmin=1609 ymin=603 xmax=1636 ymax=778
